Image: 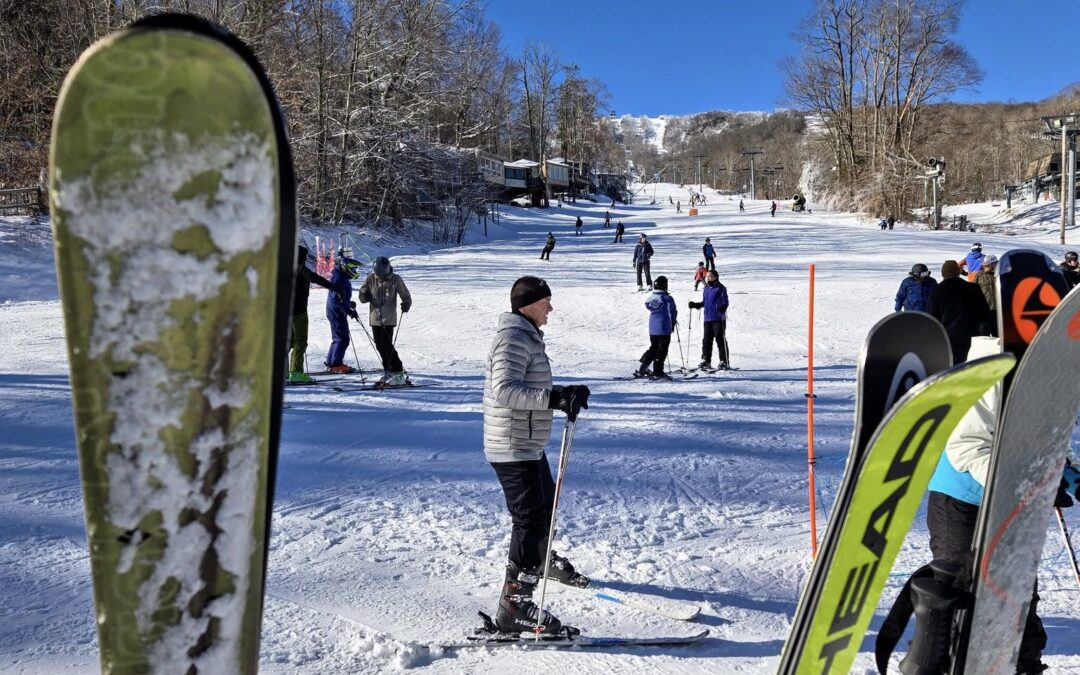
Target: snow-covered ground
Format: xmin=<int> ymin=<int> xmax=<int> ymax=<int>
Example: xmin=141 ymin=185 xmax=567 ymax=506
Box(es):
xmin=2 ymin=188 xmax=1079 ymax=673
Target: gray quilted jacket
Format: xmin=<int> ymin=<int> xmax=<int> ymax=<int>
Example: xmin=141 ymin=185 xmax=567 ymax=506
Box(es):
xmin=483 ymin=312 xmax=554 ymax=463
xmin=358 ymin=272 xmax=411 ymax=327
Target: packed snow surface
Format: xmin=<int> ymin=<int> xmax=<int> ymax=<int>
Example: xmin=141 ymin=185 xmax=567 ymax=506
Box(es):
xmin=2 ymin=185 xmax=1079 ymax=673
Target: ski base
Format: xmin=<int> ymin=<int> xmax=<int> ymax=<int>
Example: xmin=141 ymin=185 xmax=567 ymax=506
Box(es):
xmin=285 ymin=377 xmax=343 ymax=387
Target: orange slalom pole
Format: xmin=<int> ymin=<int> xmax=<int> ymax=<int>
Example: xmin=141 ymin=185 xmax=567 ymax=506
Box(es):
xmin=807 ymin=264 xmax=818 ymax=558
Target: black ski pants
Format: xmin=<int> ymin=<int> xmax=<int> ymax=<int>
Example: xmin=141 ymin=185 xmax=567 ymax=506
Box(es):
xmin=540 ymin=245 xmax=553 ymax=260
xmin=636 ymin=261 xmax=652 ymax=288
xmin=701 ymin=319 xmax=728 ymax=365
xmin=704 ymin=256 xmax=716 ymax=272
xmin=491 ymin=456 xmax=555 ymax=571
xmin=371 ymin=324 xmax=403 ymax=373
xmin=639 ymin=334 xmax=671 ymax=374
xmin=927 ymin=491 xmax=1046 ymax=670
xmin=613 ymin=231 xmax=623 ymax=243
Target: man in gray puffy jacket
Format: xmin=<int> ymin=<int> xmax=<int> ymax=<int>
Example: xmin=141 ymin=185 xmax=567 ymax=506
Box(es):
xmin=484 ymin=276 xmax=591 ymax=636
xmin=358 ymin=256 xmax=411 ymax=384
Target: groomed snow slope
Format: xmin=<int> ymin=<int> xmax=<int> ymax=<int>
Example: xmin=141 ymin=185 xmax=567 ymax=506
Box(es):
xmin=1 ymin=187 xmax=1078 ymax=673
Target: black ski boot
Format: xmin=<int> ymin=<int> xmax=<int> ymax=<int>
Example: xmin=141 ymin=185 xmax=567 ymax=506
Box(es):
xmin=633 ymin=363 xmax=649 ymax=378
xmin=495 ymin=563 xmax=564 ymax=635
xmin=546 ymin=550 xmax=590 ymax=588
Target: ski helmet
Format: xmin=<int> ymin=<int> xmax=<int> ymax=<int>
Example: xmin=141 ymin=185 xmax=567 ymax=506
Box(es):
xmin=971 ymin=242 xmax=982 ymax=251
xmin=340 ymin=258 xmax=362 ymax=280
xmin=653 ymin=276 xmax=668 ymax=291
xmin=373 ymin=256 xmax=392 ymax=276
xmin=910 ymin=263 xmax=929 ymax=277
xmin=1067 ymin=251 xmax=1079 ymax=262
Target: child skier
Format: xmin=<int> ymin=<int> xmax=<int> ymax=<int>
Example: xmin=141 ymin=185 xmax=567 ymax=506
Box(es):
xmin=635 ymin=276 xmax=677 ymax=379
xmin=693 ymin=262 xmax=707 ymax=290
xmin=325 ymin=249 xmax=362 ymax=373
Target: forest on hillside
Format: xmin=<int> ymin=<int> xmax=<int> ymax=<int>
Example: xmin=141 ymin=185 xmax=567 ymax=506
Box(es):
xmin=1 ymin=0 xmax=1077 ymax=229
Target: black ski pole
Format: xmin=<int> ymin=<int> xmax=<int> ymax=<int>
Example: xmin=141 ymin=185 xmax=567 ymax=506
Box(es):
xmin=534 ymin=414 xmax=577 ymax=639
xmin=674 ymin=323 xmax=687 ymax=371
xmin=394 ymin=311 xmax=406 ymax=347
xmin=1056 ymin=506 xmax=1080 ymax=590
xmin=344 ymin=320 xmax=366 ymax=385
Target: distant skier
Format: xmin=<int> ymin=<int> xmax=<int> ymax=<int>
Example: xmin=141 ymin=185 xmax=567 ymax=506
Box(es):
xmin=289 ymin=244 xmax=335 ymax=384
xmin=325 ymin=249 xmax=362 ymax=374
xmin=635 ymin=276 xmax=677 ymax=379
xmin=702 ymin=237 xmax=716 ymax=272
xmin=959 ymin=242 xmax=985 ymax=281
xmin=887 ymin=214 xmax=896 ymax=230
xmin=612 ymin=220 xmax=625 ymax=243
xmin=924 ymin=335 xmax=1079 ymax=675
xmin=540 ymin=232 xmax=555 ymax=260
xmin=358 ymin=256 xmax=412 ymax=385
xmin=676 ymin=200 xmax=682 ymax=214
xmin=633 ymin=234 xmax=654 ymax=290
xmin=1060 ymin=251 xmax=1080 ymax=289
xmin=974 ymin=254 xmax=999 ymax=317
xmin=688 ymin=269 xmax=729 ymax=370
xmin=669 ymin=195 xmax=673 ymax=205
xmin=604 ymin=211 xmax=611 ymax=228
xmin=927 ymin=260 xmax=991 ymax=363
xmin=738 ymin=199 xmax=744 ymax=212
xmin=483 ymin=276 xmax=591 ymax=635
xmin=770 ymin=201 xmax=777 ymax=217
xmin=879 ymin=218 xmax=888 ymax=231
xmin=894 ymin=263 xmax=938 ymax=313
xmin=575 ymin=216 xmax=583 ymax=236
xmin=693 ymin=262 xmax=707 ymax=291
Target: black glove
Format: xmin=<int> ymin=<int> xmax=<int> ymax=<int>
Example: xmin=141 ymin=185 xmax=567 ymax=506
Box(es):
xmin=548 ymin=385 xmax=591 ymax=421
xmin=401 ymin=302 xmax=411 ymax=313
xmin=1056 ymin=462 xmax=1080 ymax=508
xmin=347 ymin=300 xmax=359 ymax=320
xmin=719 ymin=305 xmax=728 ymax=314
xmin=688 ymin=301 xmax=702 ymax=309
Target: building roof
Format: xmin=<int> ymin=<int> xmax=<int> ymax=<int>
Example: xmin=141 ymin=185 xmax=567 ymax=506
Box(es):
xmin=505 ymin=159 xmax=540 ymax=168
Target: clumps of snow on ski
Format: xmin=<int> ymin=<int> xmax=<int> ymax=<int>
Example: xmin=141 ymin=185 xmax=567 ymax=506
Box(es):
xmin=53 ymin=133 xmax=275 ymax=673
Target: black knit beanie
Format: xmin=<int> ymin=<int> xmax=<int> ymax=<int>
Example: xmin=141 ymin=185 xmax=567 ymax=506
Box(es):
xmin=511 ymin=276 xmax=551 ymax=311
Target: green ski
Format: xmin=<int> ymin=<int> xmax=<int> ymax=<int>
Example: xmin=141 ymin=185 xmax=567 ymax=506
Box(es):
xmin=50 ymin=14 xmax=295 ymax=674
xmin=777 ymin=353 xmax=1014 ymax=674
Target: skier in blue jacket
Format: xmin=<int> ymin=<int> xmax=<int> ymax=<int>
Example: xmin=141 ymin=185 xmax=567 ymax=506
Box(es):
xmin=325 ymin=250 xmax=362 ymax=373
xmin=635 ymin=276 xmax=677 ymax=378
xmin=702 ymin=238 xmax=716 ymax=272
xmin=960 ymin=242 xmax=985 ymax=279
xmin=688 ymin=269 xmax=729 ymax=369
xmin=894 ymin=263 xmax=938 ymax=312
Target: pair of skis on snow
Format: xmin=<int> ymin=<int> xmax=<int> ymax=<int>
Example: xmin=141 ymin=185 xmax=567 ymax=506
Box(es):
xmin=776 ymin=251 xmax=1080 ymax=674
xmin=50 ymin=15 xmax=706 ymax=668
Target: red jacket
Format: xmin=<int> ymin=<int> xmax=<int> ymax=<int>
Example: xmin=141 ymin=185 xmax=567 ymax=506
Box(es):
xmin=694 ymin=267 xmax=707 ymax=282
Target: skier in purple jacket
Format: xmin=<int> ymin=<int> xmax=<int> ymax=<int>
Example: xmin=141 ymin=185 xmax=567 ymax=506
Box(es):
xmin=688 ymin=269 xmax=729 ymax=369
xmin=634 ymin=276 xmax=677 ymax=379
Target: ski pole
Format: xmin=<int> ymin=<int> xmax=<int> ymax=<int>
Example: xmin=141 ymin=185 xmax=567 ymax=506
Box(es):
xmin=535 ymin=416 xmax=577 ymax=639
xmin=394 ymin=310 xmax=406 ymax=347
xmin=344 ymin=320 xmax=366 ymax=385
xmin=674 ymin=323 xmax=687 ymax=371
xmin=1056 ymin=506 xmax=1080 ymax=590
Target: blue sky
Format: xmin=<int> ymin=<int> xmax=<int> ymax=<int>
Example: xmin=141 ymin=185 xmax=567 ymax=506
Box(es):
xmin=483 ymin=0 xmax=1079 ymax=116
